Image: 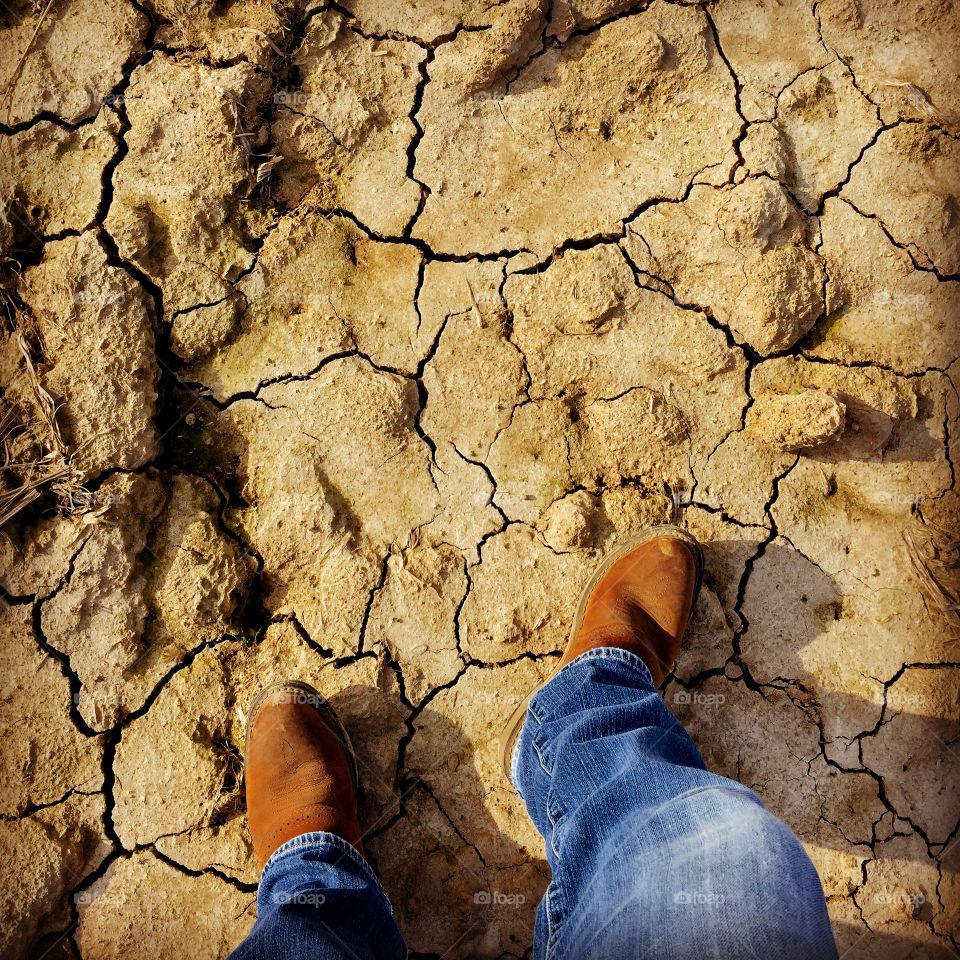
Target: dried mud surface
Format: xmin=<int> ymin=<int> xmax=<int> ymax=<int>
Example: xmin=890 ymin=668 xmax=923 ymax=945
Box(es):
xmin=1 ymin=0 xmax=958 ymax=957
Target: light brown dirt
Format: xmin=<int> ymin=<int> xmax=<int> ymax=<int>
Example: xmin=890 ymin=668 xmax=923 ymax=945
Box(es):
xmin=0 ymin=0 xmax=958 ymax=958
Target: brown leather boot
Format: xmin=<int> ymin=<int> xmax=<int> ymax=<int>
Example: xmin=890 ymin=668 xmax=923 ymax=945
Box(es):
xmin=245 ymin=681 xmax=363 ymax=870
xmin=499 ymin=525 xmax=703 ymax=778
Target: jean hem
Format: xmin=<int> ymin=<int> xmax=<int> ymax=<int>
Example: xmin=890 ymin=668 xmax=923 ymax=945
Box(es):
xmin=261 ymin=831 xmax=390 ymax=909
xmin=547 ymin=646 xmax=656 ymax=689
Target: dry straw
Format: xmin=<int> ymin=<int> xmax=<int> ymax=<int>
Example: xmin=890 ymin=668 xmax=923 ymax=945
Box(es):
xmin=903 ymin=524 xmax=960 ymax=641
xmin=0 ymin=317 xmax=87 ymax=528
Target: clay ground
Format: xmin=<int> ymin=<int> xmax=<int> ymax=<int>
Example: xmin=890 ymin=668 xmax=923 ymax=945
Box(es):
xmin=1 ymin=0 xmax=959 ymax=957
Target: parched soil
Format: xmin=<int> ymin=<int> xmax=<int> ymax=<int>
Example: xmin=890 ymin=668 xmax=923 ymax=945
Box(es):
xmin=1 ymin=0 xmax=958 ymax=958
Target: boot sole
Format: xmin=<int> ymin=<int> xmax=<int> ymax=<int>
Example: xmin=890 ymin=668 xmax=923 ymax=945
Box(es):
xmin=245 ymin=679 xmax=360 ymax=801
xmin=496 ymin=524 xmax=705 ymax=783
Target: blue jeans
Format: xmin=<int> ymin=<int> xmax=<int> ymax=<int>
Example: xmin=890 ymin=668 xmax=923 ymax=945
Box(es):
xmin=230 ymin=649 xmax=838 ymax=960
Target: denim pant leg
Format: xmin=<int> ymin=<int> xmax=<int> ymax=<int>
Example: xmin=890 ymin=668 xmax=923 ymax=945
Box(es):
xmin=513 ymin=648 xmax=838 ymax=960
xmin=228 ymin=832 xmax=406 ymax=960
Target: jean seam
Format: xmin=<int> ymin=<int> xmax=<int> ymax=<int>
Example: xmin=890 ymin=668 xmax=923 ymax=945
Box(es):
xmin=542 ymin=798 xmax=564 ymax=959
xmin=547 ymin=781 xmax=568 ymax=848
xmin=646 ymin=782 xmax=762 ymax=815
xmin=532 ymin=736 xmax=553 ymax=777
xmin=521 ymin=699 xmax=564 ymax=960
xmin=513 ymin=699 xmax=547 ymax=793
xmin=543 ymin=882 xmax=558 ymax=960
xmin=528 ymin=699 xmax=555 ymax=778
xmin=544 ymin=868 xmax=566 ymax=960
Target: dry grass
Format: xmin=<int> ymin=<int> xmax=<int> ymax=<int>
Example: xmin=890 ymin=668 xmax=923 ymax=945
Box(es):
xmin=0 ymin=316 xmax=88 ymax=529
xmin=904 ymin=522 xmax=960 ymax=641
xmin=880 ymin=80 xmax=940 ymax=121
xmin=0 ymin=251 xmax=23 ymax=321
xmin=254 ymin=153 xmax=283 ymax=185
xmin=0 ymin=401 xmax=68 ymax=526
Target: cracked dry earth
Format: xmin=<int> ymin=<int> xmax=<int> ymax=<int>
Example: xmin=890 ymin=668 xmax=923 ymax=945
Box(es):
xmin=0 ymin=0 xmax=959 ymax=957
